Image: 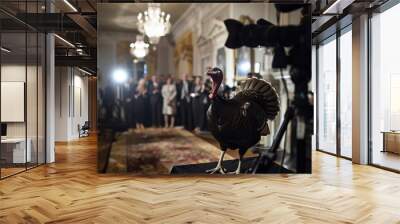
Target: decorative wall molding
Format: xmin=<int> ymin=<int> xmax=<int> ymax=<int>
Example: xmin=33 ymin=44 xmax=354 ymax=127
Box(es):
xmin=171 ymin=4 xmax=197 ymax=41
xmin=207 ymin=19 xmax=226 ymax=40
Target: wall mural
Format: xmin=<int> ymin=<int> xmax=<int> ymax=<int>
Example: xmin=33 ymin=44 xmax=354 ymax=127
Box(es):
xmin=97 ymin=3 xmax=312 ymax=175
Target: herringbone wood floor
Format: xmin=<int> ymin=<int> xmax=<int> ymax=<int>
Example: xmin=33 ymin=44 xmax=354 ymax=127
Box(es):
xmin=1 ymin=134 xmax=400 ymax=223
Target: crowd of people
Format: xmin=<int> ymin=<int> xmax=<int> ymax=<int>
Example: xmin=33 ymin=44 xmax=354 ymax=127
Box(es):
xmin=122 ymin=74 xmax=219 ymax=132
xmin=99 ymin=73 xmax=269 ymax=132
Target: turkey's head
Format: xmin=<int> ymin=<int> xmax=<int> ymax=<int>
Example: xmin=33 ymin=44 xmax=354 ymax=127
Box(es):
xmin=207 ymin=67 xmax=223 ymax=99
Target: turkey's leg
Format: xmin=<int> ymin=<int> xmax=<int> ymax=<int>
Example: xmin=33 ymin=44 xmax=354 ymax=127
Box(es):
xmin=229 ymin=152 xmax=244 ymax=174
xmin=206 ymin=150 xmax=227 ymax=174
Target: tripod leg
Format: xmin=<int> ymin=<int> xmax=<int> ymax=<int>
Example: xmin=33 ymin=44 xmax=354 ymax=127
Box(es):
xmin=251 ymin=106 xmax=295 ymax=174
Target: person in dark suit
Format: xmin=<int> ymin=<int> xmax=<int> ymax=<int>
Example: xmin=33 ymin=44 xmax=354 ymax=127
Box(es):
xmin=178 ymin=74 xmax=194 ymax=131
xmin=148 ymin=75 xmax=163 ymax=127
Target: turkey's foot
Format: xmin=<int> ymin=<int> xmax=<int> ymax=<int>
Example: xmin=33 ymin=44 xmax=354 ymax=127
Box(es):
xmin=206 ymin=165 xmax=227 ymax=174
xmin=207 ymin=150 xmax=227 ymax=174
xmin=227 ymin=168 xmax=241 ymax=175
xmin=228 ymin=155 xmax=243 ymax=174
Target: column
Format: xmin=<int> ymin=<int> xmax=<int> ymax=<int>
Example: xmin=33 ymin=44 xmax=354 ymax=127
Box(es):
xmin=352 ymin=14 xmax=369 ymax=164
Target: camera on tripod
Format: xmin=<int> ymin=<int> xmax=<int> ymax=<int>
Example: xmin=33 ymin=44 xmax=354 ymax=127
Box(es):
xmin=224 ymin=3 xmax=312 ymax=115
xmin=223 ymin=4 xmax=312 ymax=173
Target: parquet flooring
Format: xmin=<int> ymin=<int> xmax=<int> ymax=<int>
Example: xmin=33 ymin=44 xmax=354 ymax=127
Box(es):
xmin=1 ymin=132 xmax=400 ymax=223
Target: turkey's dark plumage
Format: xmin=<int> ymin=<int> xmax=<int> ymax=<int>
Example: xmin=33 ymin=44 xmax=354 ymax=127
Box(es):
xmin=205 ymin=68 xmax=280 ymax=174
xmin=207 ymin=78 xmax=280 ymax=150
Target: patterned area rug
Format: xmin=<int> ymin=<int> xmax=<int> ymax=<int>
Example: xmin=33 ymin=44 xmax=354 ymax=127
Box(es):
xmin=107 ymin=128 xmax=232 ymax=174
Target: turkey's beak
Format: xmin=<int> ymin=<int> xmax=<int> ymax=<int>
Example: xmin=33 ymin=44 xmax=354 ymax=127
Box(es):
xmin=206 ymin=67 xmax=213 ymax=77
xmin=207 ymin=70 xmax=214 ymax=86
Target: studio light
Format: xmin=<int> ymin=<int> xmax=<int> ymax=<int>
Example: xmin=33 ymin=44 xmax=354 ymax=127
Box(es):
xmin=239 ymin=61 xmax=251 ymax=73
xmin=54 ymin=34 xmax=75 ymax=48
xmin=254 ymin=63 xmax=261 ymax=73
xmin=76 ymin=48 xmax=83 ymax=55
xmin=322 ymin=0 xmax=354 ymax=15
xmin=1 ymin=47 xmax=11 ymax=53
xmin=129 ymin=35 xmax=149 ymax=59
xmin=137 ymin=3 xmax=171 ymax=45
xmin=113 ymin=69 xmax=128 ymax=83
xmin=63 ymin=0 xmax=78 ymax=12
xmin=78 ymin=67 xmax=93 ymax=76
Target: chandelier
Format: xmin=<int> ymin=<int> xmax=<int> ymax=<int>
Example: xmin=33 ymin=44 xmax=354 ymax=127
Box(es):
xmin=129 ymin=35 xmax=149 ymax=59
xmin=137 ymin=3 xmax=171 ymax=45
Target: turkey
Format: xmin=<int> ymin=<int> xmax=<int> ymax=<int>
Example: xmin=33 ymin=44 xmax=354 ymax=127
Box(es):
xmin=206 ymin=67 xmax=280 ymax=174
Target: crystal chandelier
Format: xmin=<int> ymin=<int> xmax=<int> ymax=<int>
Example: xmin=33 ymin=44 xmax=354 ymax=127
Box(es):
xmin=129 ymin=35 xmax=149 ymax=59
xmin=137 ymin=3 xmax=171 ymax=45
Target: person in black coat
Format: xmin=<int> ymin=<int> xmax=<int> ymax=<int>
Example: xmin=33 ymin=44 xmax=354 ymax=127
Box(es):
xmin=134 ymin=78 xmax=148 ymax=129
xmin=177 ymin=74 xmax=194 ymax=130
xmin=148 ymin=75 xmax=163 ymax=127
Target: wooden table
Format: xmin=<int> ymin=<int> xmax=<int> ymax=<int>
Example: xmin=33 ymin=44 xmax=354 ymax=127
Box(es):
xmin=382 ymin=131 xmax=400 ymax=154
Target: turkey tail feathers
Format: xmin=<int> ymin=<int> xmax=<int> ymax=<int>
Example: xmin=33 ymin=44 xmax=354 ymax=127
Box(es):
xmin=237 ymin=78 xmax=280 ymax=120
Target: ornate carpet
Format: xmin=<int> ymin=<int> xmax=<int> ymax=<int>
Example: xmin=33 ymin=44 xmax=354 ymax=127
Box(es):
xmin=106 ymin=128 xmax=233 ymax=174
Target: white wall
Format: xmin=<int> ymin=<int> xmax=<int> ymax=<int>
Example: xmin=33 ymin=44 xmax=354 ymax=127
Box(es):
xmin=72 ymin=74 xmax=89 ymax=138
xmin=232 ymin=3 xmax=267 ymax=20
xmin=1 ymin=65 xmax=39 ymax=136
xmin=55 ymin=67 xmax=89 ymax=141
xmin=1 ymin=64 xmax=27 ymax=142
xmin=1 ymin=63 xmax=46 ymax=163
xmin=55 ymin=67 xmax=68 ymax=141
xmin=1 ymin=65 xmax=27 ymax=140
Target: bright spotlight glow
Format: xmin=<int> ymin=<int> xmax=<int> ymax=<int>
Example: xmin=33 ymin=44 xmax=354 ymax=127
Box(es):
xmin=254 ymin=63 xmax=261 ymax=73
xmin=239 ymin=61 xmax=251 ymax=73
xmin=113 ymin=69 xmax=128 ymax=83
